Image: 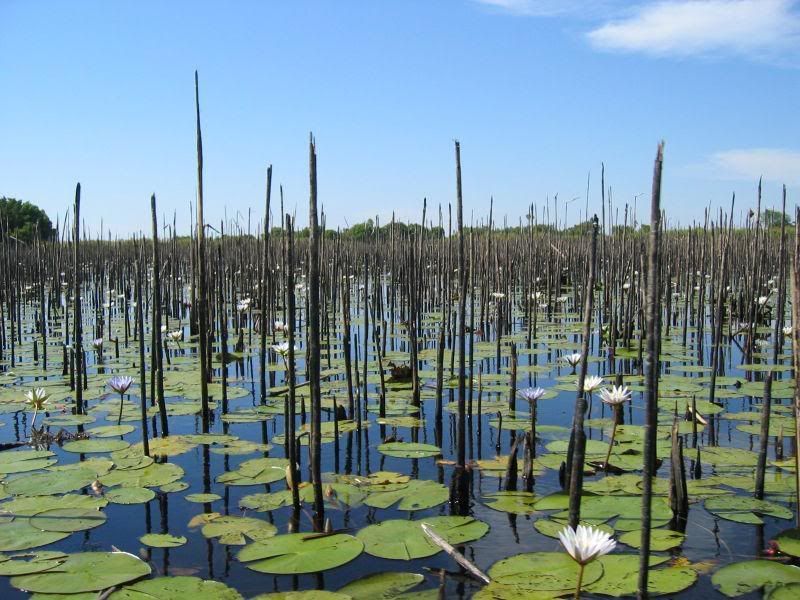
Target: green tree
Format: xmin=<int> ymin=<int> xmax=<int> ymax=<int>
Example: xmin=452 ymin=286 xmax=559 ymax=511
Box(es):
xmin=0 ymin=197 xmax=54 ymax=241
xmin=761 ymin=208 xmax=793 ymax=228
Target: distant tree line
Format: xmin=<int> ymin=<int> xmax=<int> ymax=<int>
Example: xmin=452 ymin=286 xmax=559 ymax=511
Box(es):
xmin=0 ymin=197 xmax=54 ymax=241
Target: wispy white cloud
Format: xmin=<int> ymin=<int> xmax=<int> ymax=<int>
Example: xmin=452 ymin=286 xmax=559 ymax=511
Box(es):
xmin=587 ymin=0 xmax=800 ymax=59
xmin=708 ymin=148 xmax=800 ymax=184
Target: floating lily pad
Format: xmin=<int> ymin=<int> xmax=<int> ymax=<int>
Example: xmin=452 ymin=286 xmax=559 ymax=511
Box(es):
xmin=138 ymin=534 xmax=188 ymax=548
xmin=0 ymin=451 xmax=57 ymax=474
xmin=5 ymin=468 xmax=96 ymax=496
xmin=200 ymin=514 xmax=277 ymax=545
xmin=488 ymin=551 xmax=603 ymax=592
xmin=618 ymin=529 xmax=685 ymax=551
xmin=712 ymin=560 xmax=800 ymax=597
xmin=185 ymin=493 xmax=221 ymax=503
xmin=237 ymin=532 xmax=363 ymax=574
xmin=705 ymin=496 xmax=793 ymax=524
xmin=109 ymin=575 xmax=242 ymax=599
xmin=775 ymin=528 xmax=800 ymax=557
xmin=483 ymin=491 xmax=537 ymax=515
xmin=30 ymin=508 xmax=107 ymax=532
xmin=216 ymin=457 xmax=288 ymax=486
xmin=105 ymin=487 xmax=156 ymax=505
xmin=10 ymin=551 xmax=151 ymax=594
xmin=0 ymin=551 xmax=67 ymax=576
xmin=87 ymin=425 xmax=135 ymax=438
xmin=364 ymin=479 xmax=447 ymax=511
xmin=377 ymin=442 xmax=441 ymax=459
xmin=337 ymin=571 xmax=425 ymax=599
xmin=357 ymin=516 xmax=488 ymax=560
xmin=62 ymin=439 xmax=130 ymax=454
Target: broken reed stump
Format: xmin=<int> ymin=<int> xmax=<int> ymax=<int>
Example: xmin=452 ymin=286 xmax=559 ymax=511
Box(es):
xmin=755 ymin=373 xmax=772 ymax=500
xmin=669 ymin=418 xmax=688 ymax=525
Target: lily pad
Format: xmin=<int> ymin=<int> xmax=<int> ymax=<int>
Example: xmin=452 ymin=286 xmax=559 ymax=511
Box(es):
xmin=109 ymin=576 xmax=242 ymax=599
xmin=237 ymin=532 xmax=363 ymax=574
xmin=488 ymin=551 xmax=603 ymax=592
xmin=105 ymin=487 xmax=156 ymax=505
xmin=357 ymin=516 xmax=488 ymax=560
xmin=62 ymin=439 xmax=130 ymax=454
xmin=377 ymin=442 xmax=441 ymax=459
xmin=29 ymin=508 xmax=107 ymax=532
xmin=138 ymin=534 xmax=188 ymax=548
xmin=705 ymin=496 xmax=793 ymax=525
xmin=200 ymin=514 xmax=277 ymax=545
xmin=364 ymin=480 xmax=447 ymax=511
xmin=712 ymin=560 xmax=800 ymax=597
xmin=337 ymin=572 xmax=425 ymax=599
xmin=10 ymin=551 xmax=151 ymax=594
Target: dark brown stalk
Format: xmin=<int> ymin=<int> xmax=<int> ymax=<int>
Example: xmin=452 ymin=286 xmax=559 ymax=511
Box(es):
xmin=195 ymin=71 xmax=211 ymax=433
xmin=307 ymin=135 xmax=324 ymax=529
xmin=638 ymin=142 xmax=664 ymax=599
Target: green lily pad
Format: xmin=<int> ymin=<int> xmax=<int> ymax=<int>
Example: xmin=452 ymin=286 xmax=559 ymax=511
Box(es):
xmin=87 ymin=425 xmax=135 ymax=438
xmin=488 ymin=551 xmax=603 ymax=592
xmin=185 ymin=493 xmax=221 ymax=503
xmin=105 ymin=487 xmax=156 ymax=505
xmin=712 ymin=560 xmax=800 ymax=597
xmin=5 ymin=468 xmax=96 ymax=496
xmin=0 ymin=520 xmax=70 ymax=552
xmin=200 ymin=514 xmax=277 ymax=545
xmin=10 ymin=551 xmax=151 ymax=594
xmin=237 ymin=532 xmax=363 ymax=574
xmin=705 ymin=496 xmax=793 ymax=524
xmin=0 ymin=551 xmax=67 ymax=576
xmin=109 ymin=575 xmax=242 ymax=599
xmin=0 ymin=451 xmax=57 ymax=474
xmin=775 ymin=528 xmax=800 ymax=557
xmin=239 ymin=490 xmax=295 ymax=512
xmin=364 ymin=480 xmax=447 ymax=511
xmin=29 ymin=508 xmax=107 ymax=532
xmin=138 ymin=534 xmax=188 ymax=548
xmin=585 ymin=554 xmax=695 ymax=597
xmin=377 ymin=442 xmax=441 ymax=459
xmin=618 ymin=529 xmax=685 ymax=551
xmin=337 ymin=572 xmax=425 ymax=599
xmin=483 ymin=491 xmax=538 ymax=515
xmin=357 ymin=516 xmax=488 ymax=560
xmin=62 ymin=439 xmax=130 ymax=454
xmin=216 ymin=457 xmax=288 ymax=486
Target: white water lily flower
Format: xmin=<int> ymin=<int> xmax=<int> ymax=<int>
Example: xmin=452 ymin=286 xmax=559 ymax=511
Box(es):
xmin=167 ymin=330 xmax=182 ymax=342
xmin=271 ymin=342 xmax=292 ymax=357
xmin=783 ymin=325 xmax=793 ymax=336
xmin=237 ymin=298 xmax=252 ymax=312
xmin=562 ymin=353 xmax=582 ymax=368
xmin=757 ymin=296 xmax=769 ymax=306
xmin=24 ymin=388 xmax=51 ymax=411
xmin=518 ymin=387 xmax=546 ymax=402
xmin=274 ymin=320 xmax=288 ymax=333
xmin=558 ymin=524 xmax=616 ymax=566
xmin=598 ymin=385 xmax=632 ymax=406
xmin=581 ymin=376 xmax=604 ymax=393
xmin=92 ymin=338 xmax=104 ymax=350
xmin=108 ymin=376 xmax=134 ymax=395
xmin=160 ymin=324 xmax=168 ymax=333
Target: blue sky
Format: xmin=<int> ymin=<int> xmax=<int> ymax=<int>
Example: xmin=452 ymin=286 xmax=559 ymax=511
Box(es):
xmin=1 ymin=0 xmax=798 ymax=235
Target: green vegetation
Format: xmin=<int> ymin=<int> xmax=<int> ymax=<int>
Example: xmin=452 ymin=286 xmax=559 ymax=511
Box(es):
xmin=0 ymin=197 xmax=54 ymax=241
